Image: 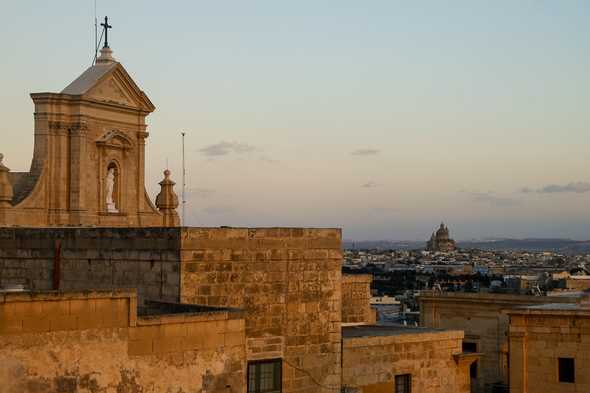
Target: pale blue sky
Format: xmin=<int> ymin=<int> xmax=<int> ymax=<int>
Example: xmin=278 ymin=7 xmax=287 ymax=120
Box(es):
xmin=1 ymin=1 xmax=590 ymax=240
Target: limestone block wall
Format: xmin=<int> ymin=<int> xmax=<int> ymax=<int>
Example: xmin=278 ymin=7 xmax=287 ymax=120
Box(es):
xmin=418 ymin=292 xmax=577 ymax=392
xmin=0 ymin=228 xmax=181 ymax=304
xmin=342 ymin=274 xmax=374 ymax=325
xmin=0 ymin=289 xmax=246 ymax=393
xmin=342 ymin=330 xmax=470 ymax=393
xmin=180 ymin=227 xmax=343 ymax=393
xmin=508 ymin=309 xmax=590 ymax=393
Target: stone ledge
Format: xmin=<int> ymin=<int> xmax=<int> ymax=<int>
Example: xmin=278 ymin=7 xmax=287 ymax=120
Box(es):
xmin=453 ymin=352 xmax=482 ymax=365
xmin=0 ymin=288 xmax=136 ymax=303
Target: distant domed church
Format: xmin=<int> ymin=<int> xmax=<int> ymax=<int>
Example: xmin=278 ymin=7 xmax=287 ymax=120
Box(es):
xmin=426 ymin=222 xmax=457 ymax=252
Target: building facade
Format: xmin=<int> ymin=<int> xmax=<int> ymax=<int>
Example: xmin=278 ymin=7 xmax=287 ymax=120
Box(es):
xmin=0 ymin=47 xmax=178 ymax=228
xmin=507 ymin=300 xmax=590 ymax=393
xmin=342 ymin=326 xmax=475 ymax=393
xmin=419 ymin=291 xmax=578 ymax=393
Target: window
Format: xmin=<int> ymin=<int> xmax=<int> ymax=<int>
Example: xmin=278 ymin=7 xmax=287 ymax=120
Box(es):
xmin=395 ymin=374 xmax=411 ymax=393
xmin=248 ymin=359 xmax=282 ymax=393
xmin=462 ymin=342 xmax=477 ymax=353
xmin=558 ymin=358 xmax=575 ymax=383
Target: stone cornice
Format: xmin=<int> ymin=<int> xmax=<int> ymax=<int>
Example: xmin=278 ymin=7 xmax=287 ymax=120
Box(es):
xmin=31 ymin=92 xmax=153 ymax=116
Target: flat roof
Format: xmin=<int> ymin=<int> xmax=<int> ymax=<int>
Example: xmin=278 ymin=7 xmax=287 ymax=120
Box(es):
xmin=506 ymin=302 xmax=590 ymax=316
xmin=342 ymin=324 xmax=444 ymax=338
xmin=525 ymin=303 xmax=584 ymax=311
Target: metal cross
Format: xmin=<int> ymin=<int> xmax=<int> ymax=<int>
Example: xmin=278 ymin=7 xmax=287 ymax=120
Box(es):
xmin=100 ymin=16 xmax=112 ymax=48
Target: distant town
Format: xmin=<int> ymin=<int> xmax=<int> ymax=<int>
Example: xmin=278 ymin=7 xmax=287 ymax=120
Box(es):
xmin=345 ymin=223 xmax=590 ymax=324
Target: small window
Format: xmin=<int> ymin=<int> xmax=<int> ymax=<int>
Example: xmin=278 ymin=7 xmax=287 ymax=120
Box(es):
xmin=558 ymin=358 xmax=575 ymax=383
xmin=395 ymin=374 xmax=411 ymax=393
xmin=248 ymin=359 xmax=282 ymax=393
xmin=463 ymin=342 xmax=477 ymax=353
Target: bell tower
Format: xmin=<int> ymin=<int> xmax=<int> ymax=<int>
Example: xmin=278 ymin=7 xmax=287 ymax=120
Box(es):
xmin=0 ymin=38 xmax=178 ymax=227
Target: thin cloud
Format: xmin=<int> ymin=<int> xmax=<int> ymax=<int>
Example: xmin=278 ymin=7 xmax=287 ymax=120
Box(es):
xmin=198 ymin=141 xmax=258 ymax=157
xmin=464 ymin=191 xmax=520 ymax=207
xmin=351 ymin=148 xmax=380 ymax=157
xmin=361 ymin=181 xmax=378 ymax=188
xmin=523 ymin=182 xmax=590 ymax=194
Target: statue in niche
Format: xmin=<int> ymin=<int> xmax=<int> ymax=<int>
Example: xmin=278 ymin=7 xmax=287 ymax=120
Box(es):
xmin=106 ymin=166 xmax=119 ymax=213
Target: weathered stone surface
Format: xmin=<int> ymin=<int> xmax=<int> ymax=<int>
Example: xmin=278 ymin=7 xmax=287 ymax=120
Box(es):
xmin=0 ymin=289 xmax=246 ymax=393
xmin=419 ymin=291 xmax=578 ymax=392
xmin=342 ymin=328 xmax=471 ymax=393
xmin=0 ymin=227 xmax=479 ymax=393
xmin=180 ymin=227 xmax=343 ymax=393
xmin=0 ymin=228 xmax=181 ymax=305
xmin=342 ymin=274 xmax=375 ymax=325
xmin=507 ymin=304 xmax=590 ymax=393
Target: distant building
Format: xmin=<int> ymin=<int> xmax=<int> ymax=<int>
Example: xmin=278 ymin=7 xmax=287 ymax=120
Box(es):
xmin=426 ymin=222 xmax=457 ymax=252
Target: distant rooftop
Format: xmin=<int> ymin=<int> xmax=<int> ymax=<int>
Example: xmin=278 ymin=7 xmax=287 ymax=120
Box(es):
xmin=524 ymin=303 xmax=584 ymax=311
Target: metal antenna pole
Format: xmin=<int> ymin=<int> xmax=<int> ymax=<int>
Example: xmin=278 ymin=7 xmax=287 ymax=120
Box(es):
xmin=181 ymin=132 xmax=186 ymax=226
xmin=92 ymin=0 xmax=98 ymax=65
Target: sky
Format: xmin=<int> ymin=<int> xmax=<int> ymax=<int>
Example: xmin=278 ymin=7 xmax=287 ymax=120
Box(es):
xmin=1 ymin=1 xmax=590 ymax=241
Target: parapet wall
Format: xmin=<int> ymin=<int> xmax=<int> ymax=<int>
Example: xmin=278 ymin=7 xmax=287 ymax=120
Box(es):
xmin=0 ymin=228 xmax=181 ymax=304
xmin=0 ymin=289 xmax=246 ymax=393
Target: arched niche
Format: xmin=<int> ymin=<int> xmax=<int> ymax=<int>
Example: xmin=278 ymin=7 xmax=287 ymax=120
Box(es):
xmin=105 ymin=160 xmax=121 ymax=213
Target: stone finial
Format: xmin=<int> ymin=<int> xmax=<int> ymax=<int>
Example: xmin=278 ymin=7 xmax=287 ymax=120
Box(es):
xmin=0 ymin=153 xmax=14 ymax=208
xmin=96 ymin=46 xmax=116 ymax=65
xmin=155 ymin=169 xmax=180 ymax=227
